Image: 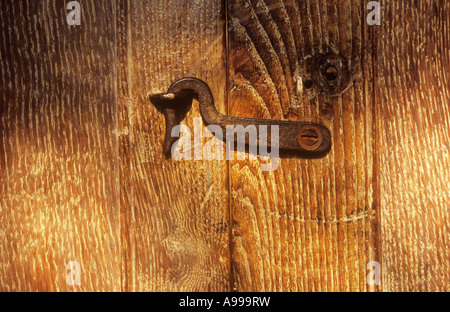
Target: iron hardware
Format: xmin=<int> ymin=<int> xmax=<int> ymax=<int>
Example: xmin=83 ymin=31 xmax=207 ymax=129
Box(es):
xmin=149 ymin=78 xmax=332 ymax=159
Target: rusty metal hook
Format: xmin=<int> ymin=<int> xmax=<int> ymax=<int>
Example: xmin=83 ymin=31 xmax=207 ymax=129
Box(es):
xmin=149 ymin=77 xmax=331 ymax=159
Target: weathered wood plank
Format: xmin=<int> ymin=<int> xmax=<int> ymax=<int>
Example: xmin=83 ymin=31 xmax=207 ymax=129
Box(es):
xmin=378 ymin=0 xmax=450 ymax=291
xmin=117 ymin=0 xmax=230 ymax=291
xmin=1 ymin=0 xmax=448 ymax=293
xmin=0 ymin=0 xmax=120 ymax=291
xmin=228 ymin=0 xmax=380 ymax=291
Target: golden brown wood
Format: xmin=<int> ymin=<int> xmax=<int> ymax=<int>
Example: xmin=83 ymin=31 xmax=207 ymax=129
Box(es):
xmin=117 ymin=0 xmax=230 ymax=291
xmin=228 ymin=0 xmax=380 ymax=291
xmin=1 ymin=0 xmax=449 ymax=293
xmin=378 ymin=0 xmax=450 ymax=291
xmin=0 ymin=0 xmax=120 ymax=291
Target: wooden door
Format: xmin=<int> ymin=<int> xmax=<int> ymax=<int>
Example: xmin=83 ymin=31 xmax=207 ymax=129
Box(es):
xmin=0 ymin=0 xmax=448 ymax=292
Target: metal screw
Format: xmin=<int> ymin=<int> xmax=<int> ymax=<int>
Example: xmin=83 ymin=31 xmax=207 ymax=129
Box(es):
xmin=162 ymin=93 xmax=176 ymax=100
xmin=298 ymin=125 xmax=323 ymax=151
xmin=323 ymin=65 xmax=338 ymax=81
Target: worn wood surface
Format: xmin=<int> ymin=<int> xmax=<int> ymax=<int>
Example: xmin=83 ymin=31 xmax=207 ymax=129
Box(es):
xmin=0 ymin=0 xmax=120 ymax=291
xmin=378 ymin=0 xmax=450 ymax=291
xmin=227 ymin=0 xmax=380 ymax=291
xmin=117 ymin=0 xmax=230 ymax=291
xmin=0 ymin=0 xmax=449 ymax=292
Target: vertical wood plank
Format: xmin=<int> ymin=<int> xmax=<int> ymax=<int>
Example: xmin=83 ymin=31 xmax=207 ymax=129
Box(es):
xmin=118 ymin=0 xmax=230 ymax=291
xmin=378 ymin=0 xmax=450 ymax=291
xmin=0 ymin=0 xmax=120 ymax=291
xmin=228 ymin=0 xmax=381 ymax=291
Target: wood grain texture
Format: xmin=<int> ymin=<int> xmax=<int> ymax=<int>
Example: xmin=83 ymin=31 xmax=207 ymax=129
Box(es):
xmin=228 ymin=0 xmax=380 ymax=291
xmin=0 ymin=0 xmax=120 ymax=291
xmin=378 ymin=0 xmax=450 ymax=291
xmin=1 ymin=0 xmax=448 ymax=293
xmin=117 ymin=0 xmax=230 ymax=291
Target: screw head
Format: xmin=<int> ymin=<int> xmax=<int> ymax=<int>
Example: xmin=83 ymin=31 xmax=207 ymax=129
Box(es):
xmin=298 ymin=125 xmax=323 ymax=151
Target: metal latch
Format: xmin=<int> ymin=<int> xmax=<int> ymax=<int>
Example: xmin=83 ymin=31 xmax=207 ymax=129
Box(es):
xmin=149 ymin=78 xmax=332 ymax=159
